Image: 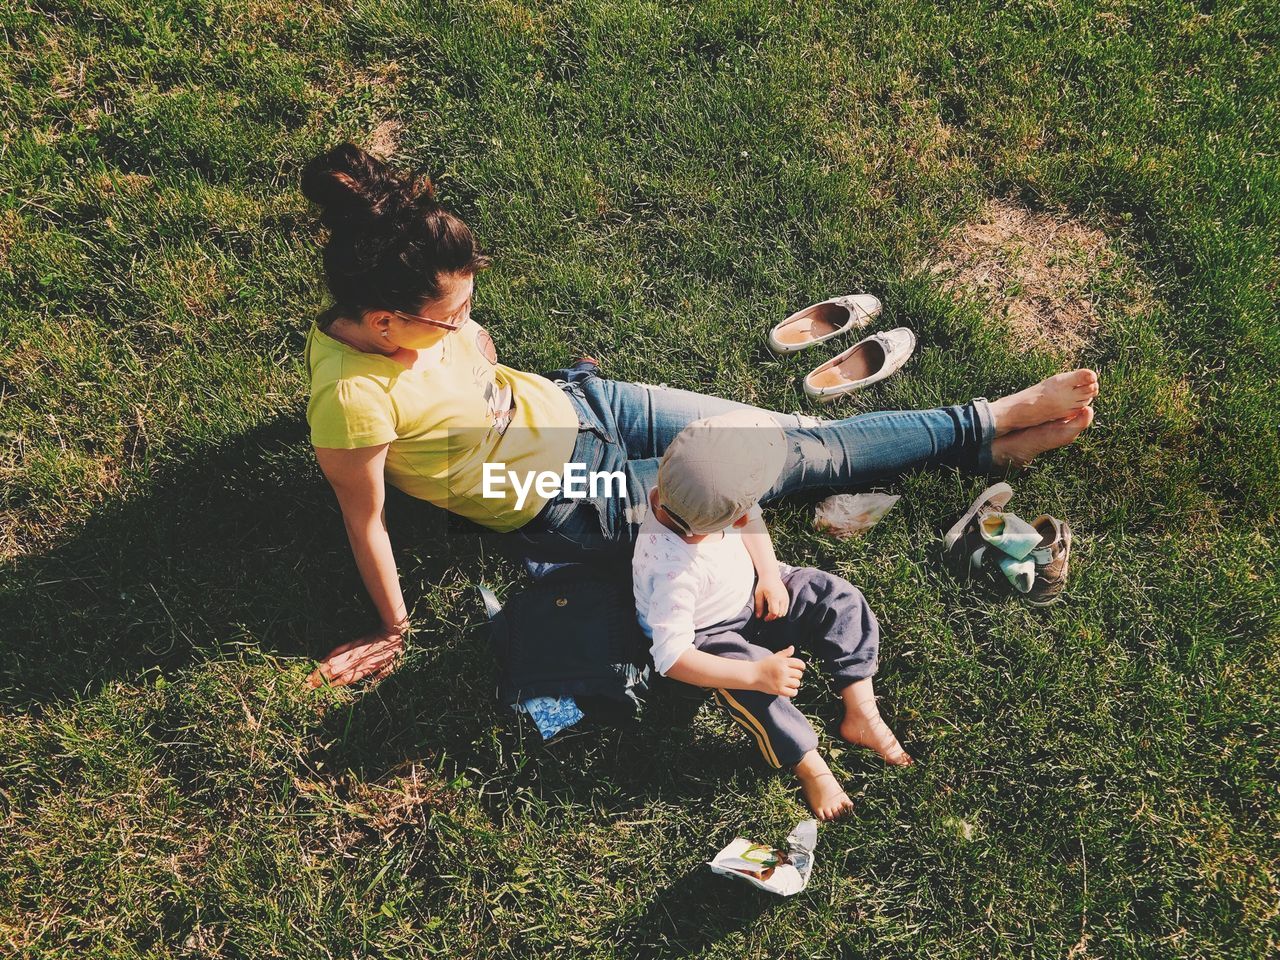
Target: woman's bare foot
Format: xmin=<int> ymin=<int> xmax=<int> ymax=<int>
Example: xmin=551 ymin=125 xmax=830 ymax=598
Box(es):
xmin=989 ymin=370 xmax=1099 ymax=434
xmin=991 ymin=405 xmax=1095 ymax=469
xmin=794 ymin=750 xmax=855 ymax=821
xmin=838 ymin=678 xmax=914 ymax=766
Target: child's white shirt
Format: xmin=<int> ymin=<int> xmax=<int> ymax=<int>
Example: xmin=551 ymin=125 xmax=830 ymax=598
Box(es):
xmin=632 ymin=507 xmax=760 ymax=676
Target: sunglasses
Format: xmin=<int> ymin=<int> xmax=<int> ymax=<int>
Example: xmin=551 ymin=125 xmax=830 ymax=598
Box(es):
xmin=392 ymin=293 xmax=473 ymax=332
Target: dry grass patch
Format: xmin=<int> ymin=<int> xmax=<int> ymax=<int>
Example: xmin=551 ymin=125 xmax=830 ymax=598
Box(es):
xmin=927 ymin=198 xmax=1152 ymax=355
xmin=366 ymin=119 xmax=403 ymax=160
xmin=90 ymin=171 xmax=152 ymax=197
xmin=0 ymin=209 xmax=24 ymax=271
xmin=294 ymin=762 xmax=460 ymax=857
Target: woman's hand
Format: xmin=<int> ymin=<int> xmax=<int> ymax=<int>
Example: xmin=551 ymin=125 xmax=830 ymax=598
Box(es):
xmin=751 ymin=646 xmax=805 ymax=697
xmin=754 ymin=574 xmax=790 ymax=621
xmin=307 ymin=622 xmax=407 ymax=689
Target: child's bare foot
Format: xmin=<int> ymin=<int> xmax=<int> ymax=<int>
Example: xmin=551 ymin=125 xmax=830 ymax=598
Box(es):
xmin=989 ymin=370 xmax=1099 ymax=434
xmin=991 ymin=405 xmax=1095 ymax=469
xmin=794 ymin=750 xmax=855 ymax=821
xmin=838 ymin=714 xmax=914 ymax=766
xmin=838 ymin=677 xmax=914 ymax=766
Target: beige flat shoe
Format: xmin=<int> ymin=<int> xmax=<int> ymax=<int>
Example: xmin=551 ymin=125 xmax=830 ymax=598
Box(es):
xmin=767 ymin=294 xmax=881 ymax=354
xmin=802 ymin=327 xmax=916 ymax=402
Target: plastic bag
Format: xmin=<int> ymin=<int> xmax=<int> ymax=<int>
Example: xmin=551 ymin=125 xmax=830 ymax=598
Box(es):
xmin=814 ymin=493 xmax=901 ymax=539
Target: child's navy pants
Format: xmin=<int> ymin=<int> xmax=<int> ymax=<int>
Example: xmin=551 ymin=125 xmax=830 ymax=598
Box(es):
xmin=693 ymin=566 xmax=880 ymax=768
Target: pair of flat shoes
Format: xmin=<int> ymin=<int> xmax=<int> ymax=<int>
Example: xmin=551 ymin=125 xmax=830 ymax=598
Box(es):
xmin=767 ymin=294 xmax=916 ymax=402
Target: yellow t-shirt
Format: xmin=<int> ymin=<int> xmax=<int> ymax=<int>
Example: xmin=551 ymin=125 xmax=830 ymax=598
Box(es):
xmin=305 ymin=317 xmax=580 ymax=532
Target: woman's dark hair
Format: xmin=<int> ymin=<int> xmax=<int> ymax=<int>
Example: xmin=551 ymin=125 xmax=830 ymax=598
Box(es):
xmin=301 ymin=143 xmax=491 ymax=323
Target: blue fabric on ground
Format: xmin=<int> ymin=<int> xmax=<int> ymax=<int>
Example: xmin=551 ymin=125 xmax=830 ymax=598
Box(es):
xmin=519 ymin=695 xmax=585 ymax=740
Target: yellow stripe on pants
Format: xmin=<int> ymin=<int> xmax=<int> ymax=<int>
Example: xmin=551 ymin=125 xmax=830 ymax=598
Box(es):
xmin=715 ymin=688 xmax=782 ymax=768
xmin=714 ymin=691 xmax=775 ymax=768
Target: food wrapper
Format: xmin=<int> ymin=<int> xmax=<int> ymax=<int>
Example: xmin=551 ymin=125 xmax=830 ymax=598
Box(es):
xmin=814 ymin=493 xmax=901 ymax=539
xmin=707 ymin=819 xmax=817 ymax=896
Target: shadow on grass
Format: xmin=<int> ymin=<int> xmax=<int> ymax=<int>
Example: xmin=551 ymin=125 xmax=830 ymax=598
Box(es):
xmin=315 ymin=650 xmax=733 ymax=811
xmin=610 ymin=862 xmax=779 ymax=958
xmin=0 ymin=410 xmax=486 ymax=708
xmin=316 ymin=657 xmax=787 ymax=955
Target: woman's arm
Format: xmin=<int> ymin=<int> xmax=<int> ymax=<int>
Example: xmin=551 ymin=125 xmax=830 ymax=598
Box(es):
xmin=314 ymin=443 xmax=407 ymax=630
xmin=307 ymin=443 xmax=409 ymax=687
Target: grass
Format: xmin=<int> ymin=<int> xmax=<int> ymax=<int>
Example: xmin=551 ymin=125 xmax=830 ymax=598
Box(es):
xmin=1 ymin=0 xmax=1278 ymax=956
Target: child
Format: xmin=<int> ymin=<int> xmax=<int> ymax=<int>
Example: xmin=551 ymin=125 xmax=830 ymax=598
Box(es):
xmin=632 ymin=409 xmax=912 ymax=821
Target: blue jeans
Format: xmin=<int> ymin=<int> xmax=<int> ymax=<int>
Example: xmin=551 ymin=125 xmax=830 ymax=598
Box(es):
xmin=506 ymin=368 xmax=995 ymax=563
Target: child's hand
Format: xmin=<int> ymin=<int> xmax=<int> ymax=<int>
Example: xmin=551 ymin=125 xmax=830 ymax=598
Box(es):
xmin=752 ymin=646 xmax=805 ymax=697
xmin=754 ymin=575 xmax=790 ymax=621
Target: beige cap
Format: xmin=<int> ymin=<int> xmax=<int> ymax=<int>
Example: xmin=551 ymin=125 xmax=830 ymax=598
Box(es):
xmin=656 ymin=409 xmax=790 ymax=535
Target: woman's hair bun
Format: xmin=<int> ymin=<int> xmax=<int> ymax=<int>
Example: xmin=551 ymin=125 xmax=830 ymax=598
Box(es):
xmin=302 ymin=141 xmax=487 ymax=313
xmin=300 ymin=142 xmax=436 ymax=233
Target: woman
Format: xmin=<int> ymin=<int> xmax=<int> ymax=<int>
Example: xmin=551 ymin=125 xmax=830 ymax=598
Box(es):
xmin=300 ymin=144 xmax=1098 ymax=688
